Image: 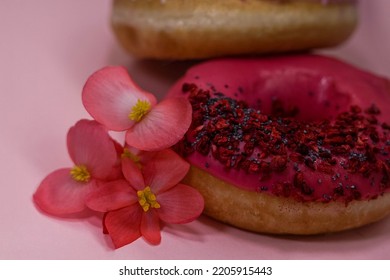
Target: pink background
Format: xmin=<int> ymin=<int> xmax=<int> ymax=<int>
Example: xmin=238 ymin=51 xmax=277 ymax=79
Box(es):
xmin=1 ymin=0 xmax=390 ymax=259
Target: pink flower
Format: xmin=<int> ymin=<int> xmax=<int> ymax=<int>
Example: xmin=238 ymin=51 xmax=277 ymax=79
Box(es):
xmin=33 ymin=120 xmax=119 ymax=215
xmin=86 ymin=149 xmax=204 ymax=248
xmin=82 ymin=66 xmax=192 ymax=151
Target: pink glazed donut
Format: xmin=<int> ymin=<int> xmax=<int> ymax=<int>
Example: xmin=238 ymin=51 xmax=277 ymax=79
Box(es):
xmin=111 ymin=0 xmax=358 ymax=59
xmin=168 ymin=55 xmax=390 ymax=234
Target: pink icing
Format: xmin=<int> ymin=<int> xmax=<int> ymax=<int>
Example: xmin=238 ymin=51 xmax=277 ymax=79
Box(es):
xmin=168 ymin=55 xmax=390 ymax=203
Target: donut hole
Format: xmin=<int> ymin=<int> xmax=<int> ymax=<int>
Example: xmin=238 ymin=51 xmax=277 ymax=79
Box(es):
xmin=250 ymin=69 xmax=352 ymax=121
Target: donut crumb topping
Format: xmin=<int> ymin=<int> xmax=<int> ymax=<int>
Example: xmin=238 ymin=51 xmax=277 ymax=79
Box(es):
xmin=177 ymin=83 xmax=390 ymax=203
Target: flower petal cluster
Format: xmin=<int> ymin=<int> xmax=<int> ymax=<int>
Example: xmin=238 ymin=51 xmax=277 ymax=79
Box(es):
xmin=33 ymin=66 xmax=204 ymax=248
xmin=86 ymin=149 xmax=204 ymax=247
xmin=33 ymin=120 xmax=120 ymax=215
xmin=82 ymin=66 xmax=192 ymax=151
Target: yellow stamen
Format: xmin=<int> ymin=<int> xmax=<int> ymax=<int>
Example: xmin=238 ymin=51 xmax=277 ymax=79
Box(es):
xmin=137 ymin=186 xmax=160 ymax=212
xmin=122 ymin=148 xmax=140 ymax=162
xmin=121 ymin=148 xmax=142 ymax=168
xmin=129 ymin=99 xmax=151 ymax=122
xmin=70 ymin=165 xmax=91 ymax=182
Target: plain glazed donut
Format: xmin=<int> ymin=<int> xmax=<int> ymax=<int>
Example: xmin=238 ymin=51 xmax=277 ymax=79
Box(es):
xmin=167 ymin=55 xmax=390 ymax=234
xmin=111 ymin=0 xmax=358 ymax=60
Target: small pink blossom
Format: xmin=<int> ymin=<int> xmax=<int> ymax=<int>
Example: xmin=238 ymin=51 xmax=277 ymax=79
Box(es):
xmin=33 ymin=120 xmax=119 ymax=215
xmin=82 ymin=66 xmax=192 ymax=151
xmin=86 ymin=149 xmax=204 ymax=248
xmin=34 ymin=65 xmax=204 ymax=249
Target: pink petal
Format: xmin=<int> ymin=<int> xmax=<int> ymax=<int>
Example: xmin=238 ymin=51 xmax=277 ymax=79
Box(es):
xmin=82 ymin=66 xmax=157 ymax=131
xmin=141 ymin=210 xmax=161 ymax=245
xmin=143 ymin=149 xmax=190 ymax=194
xmin=125 ymin=97 xmax=192 ymax=151
xmin=33 ymin=168 xmax=96 ymax=215
xmin=106 ymin=139 xmax=126 ymax=181
xmin=104 ymin=204 xmax=143 ymax=249
xmin=67 ymin=119 xmax=118 ymax=180
xmin=86 ymin=180 xmax=137 ymax=212
xmin=122 ymin=157 xmax=145 ymax=191
xmin=157 ymin=184 xmax=204 ymax=224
